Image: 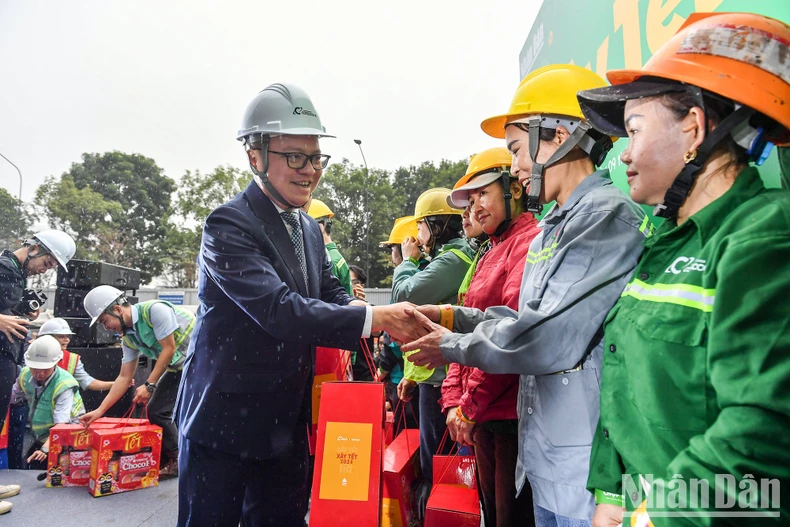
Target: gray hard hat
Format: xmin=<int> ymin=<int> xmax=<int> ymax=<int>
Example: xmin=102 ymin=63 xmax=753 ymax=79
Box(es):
xmin=237 ymin=82 xmax=335 ymax=143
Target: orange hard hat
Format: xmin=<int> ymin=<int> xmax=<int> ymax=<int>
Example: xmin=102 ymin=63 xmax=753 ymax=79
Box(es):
xmin=578 ymin=12 xmax=790 ymax=146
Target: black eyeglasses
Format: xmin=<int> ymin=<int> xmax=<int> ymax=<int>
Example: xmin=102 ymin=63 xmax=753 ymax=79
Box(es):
xmin=268 ymin=150 xmax=331 ymax=170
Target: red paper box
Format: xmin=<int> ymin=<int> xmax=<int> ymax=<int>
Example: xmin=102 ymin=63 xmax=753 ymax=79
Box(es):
xmin=309 ymin=382 xmax=385 ymax=527
xmin=0 ymin=408 xmax=9 ymax=450
xmin=47 ymin=419 xmax=147 ymax=488
xmin=381 ymin=429 xmax=420 ymax=527
xmin=309 ymin=347 xmax=352 ymax=454
xmin=88 ymin=424 xmax=162 ymax=497
xmin=424 ymin=484 xmax=481 ymax=527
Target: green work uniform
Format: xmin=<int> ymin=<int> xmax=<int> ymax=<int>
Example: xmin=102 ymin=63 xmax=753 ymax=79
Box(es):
xmin=325 ymin=241 xmax=352 ymax=295
xmin=588 ymin=167 xmax=790 ymax=524
xmin=19 ymin=366 xmax=85 ymax=441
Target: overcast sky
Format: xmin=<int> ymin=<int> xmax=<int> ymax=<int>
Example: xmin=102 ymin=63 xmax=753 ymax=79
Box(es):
xmin=0 ymin=0 xmax=539 ymax=206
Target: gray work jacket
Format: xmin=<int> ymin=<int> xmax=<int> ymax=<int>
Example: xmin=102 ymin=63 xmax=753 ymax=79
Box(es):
xmin=441 ymin=170 xmax=650 ymax=520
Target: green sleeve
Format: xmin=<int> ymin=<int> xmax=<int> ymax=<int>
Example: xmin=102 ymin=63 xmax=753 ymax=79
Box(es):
xmin=326 ymin=244 xmax=353 ymax=295
xmin=586 ymin=419 xmax=626 ymax=497
xmin=779 ymin=147 xmax=790 ymax=190
xmin=649 ymin=224 xmax=790 ymax=525
xmin=391 ymin=252 xmax=468 ymax=305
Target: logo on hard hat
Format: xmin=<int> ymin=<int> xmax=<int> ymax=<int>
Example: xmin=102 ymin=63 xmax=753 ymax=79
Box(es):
xmin=293 ymin=106 xmax=317 ymax=117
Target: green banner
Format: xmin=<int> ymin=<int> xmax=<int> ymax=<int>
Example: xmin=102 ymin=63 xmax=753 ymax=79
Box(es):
xmin=518 ymin=0 xmax=790 ymax=215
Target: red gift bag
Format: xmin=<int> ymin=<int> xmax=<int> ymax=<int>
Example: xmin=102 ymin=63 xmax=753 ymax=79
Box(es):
xmin=309 ymin=381 xmax=386 ymax=527
xmin=309 ymin=347 xmax=352 ymax=455
xmin=424 ymin=436 xmax=480 ymax=527
xmin=380 ymin=428 xmax=420 ymax=527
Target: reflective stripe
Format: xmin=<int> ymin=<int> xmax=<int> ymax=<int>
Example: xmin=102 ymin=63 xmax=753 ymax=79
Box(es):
xmin=526 ymin=242 xmax=559 ymax=264
xmin=622 ymin=279 xmax=716 ymax=312
xmin=638 ymin=216 xmax=655 ymax=237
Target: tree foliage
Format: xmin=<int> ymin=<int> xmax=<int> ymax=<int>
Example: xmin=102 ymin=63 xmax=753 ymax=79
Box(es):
xmin=160 ymin=165 xmax=250 ymax=288
xmin=0 ymin=188 xmax=35 ymax=250
xmin=35 ymin=152 xmax=173 ymax=284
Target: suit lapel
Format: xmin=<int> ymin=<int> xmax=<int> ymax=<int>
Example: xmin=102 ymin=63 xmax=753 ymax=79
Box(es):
xmin=244 ymin=181 xmax=309 ymax=296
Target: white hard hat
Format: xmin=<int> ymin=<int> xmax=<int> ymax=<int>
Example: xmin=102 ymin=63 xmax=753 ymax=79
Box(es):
xmin=31 ymin=230 xmax=76 ymax=270
xmin=237 ymin=82 xmax=334 ymax=142
xmin=38 ymin=318 xmax=74 ymax=336
xmin=24 ymin=335 xmax=64 ymax=369
xmin=83 ymin=285 xmax=125 ymax=326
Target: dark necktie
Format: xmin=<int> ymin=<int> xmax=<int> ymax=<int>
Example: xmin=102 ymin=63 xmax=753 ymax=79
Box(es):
xmin=280 ymin=211 xmax=308 ymax=287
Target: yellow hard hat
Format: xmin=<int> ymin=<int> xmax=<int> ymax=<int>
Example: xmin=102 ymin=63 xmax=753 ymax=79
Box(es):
xmin=307 ymin=198 xmax=334 ymax=219
xmin=414 ymin=188 xmax=463 ymax=220
xmin=380 ymin=216 xmax=418 ymax=246
xmin=449 ymin=148 xmax=512 ymax=208
xmin=481 ymin=64 xmax=610 ymax=139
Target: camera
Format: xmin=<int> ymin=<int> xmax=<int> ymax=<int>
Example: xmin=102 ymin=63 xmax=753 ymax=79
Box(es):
xmin=21 ymin=288 xmax=48 ymax=313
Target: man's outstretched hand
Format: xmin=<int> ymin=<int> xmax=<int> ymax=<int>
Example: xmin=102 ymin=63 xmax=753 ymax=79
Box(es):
xmin=401 ymin=308 xmax=451 ymax=369
xmin=371 ymin=302 xmax=428 ymax=344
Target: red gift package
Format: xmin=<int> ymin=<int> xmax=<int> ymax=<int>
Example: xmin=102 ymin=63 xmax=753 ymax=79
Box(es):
xmin=309 ymin=347 xmax=352 ymax=455
xmin=309 ymin=381 xmax=385 ymax=527
xmin=424 ymin=449 xmax=480 ymax=527
xmin=424 ymin=484 xmax=481 ymax=527
xmin=87 ymin=424 xmax=162 ymax=497
xmin=380 ymin=429 xmax=420 ymax=527
xmin=47 ymin=418 xmax=147 ymax=488
xmin=432 ymin=453 xmax=477 ymax=489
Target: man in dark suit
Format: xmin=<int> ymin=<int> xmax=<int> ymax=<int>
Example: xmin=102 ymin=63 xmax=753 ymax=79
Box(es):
xmin=175 ymin=82 xmax=413 ymax=527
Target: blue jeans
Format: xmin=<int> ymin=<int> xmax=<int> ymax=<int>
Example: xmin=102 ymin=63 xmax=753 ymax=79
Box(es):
xmin=534 ymin=505 xmax=592 ymax=527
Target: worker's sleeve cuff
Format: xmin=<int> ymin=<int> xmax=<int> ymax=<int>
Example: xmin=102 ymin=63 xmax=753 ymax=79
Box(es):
xmin=595 ymin=489 xmax=625 ymax=507
xmin=361 ymin=306 xmax=373 ymax=338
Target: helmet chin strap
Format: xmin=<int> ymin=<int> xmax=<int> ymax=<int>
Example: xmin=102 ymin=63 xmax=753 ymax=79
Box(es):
xmin=521 ymin=117 xmax=602 ymax=214
xmin=493 ymin=169 xmax=513 ymax=237
xmin=250 ymin=136 xmax=309 ymax=210
xmin=655 ymin=105 xmax=756 ymax=219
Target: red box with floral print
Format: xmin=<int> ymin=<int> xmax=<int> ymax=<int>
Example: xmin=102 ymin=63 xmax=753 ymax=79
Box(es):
xmin=87 ymin=424 xmax=162 ymax=497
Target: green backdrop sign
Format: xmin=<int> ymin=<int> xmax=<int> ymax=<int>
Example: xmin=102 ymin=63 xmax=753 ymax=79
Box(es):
xmin=518 ymin=0 xmax=789 ymax=212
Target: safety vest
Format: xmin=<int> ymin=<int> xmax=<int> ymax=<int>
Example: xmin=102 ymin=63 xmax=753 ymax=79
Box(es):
xmin=403 ymin=245 xmax=473 ymax=384
xmin=57 ymin=349 xmax=80 ymax=376
xmin=19 ymin=366 xmax=84 ymax=441
xmin=457 ymin=240 xmax=491 ymax=307
xmin=122 ymin=300 xmax=195 ymax=366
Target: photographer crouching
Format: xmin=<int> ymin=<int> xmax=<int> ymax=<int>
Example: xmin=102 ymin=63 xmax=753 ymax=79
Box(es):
xmin=0 ymin=230 xmax=75 ymax=515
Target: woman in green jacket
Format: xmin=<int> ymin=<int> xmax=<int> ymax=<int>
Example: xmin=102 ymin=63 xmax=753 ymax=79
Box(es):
xmin=577 ymin=12 xmax=790 ymax=527
xmin=392 ymin=187 xmax=473 ymax=485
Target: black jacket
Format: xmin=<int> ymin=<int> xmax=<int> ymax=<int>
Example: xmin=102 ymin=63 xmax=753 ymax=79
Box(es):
xmin=175 ymin=181 xmax=366 ymax=460
xmin=0 ymin=250 xmax=25 ymax=360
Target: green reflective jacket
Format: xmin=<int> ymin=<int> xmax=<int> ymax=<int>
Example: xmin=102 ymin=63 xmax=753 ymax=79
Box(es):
xmin=588 ymin=168 xmax=790 ymax=524
xmin=325 ymin=242 xmax=352 ymax=295
xmin=19 ymin=366 xmax=84 ymax=441
xmin=392 ymin=238 xmax=474 ymax=385
xmin=122 ymin=300 xmax=196 ymax=366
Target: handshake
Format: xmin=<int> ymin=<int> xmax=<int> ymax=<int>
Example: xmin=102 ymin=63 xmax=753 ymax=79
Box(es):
xmin=369 ymin=303 xmax=452 ymax=369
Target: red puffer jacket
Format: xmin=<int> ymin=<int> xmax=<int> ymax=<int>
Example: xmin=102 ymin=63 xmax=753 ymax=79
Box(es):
xmin=440 ymin=212 xmax=540 ymax=422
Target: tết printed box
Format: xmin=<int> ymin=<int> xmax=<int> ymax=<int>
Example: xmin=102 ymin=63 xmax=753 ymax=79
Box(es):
xmin=87 ymin=424 xmax=162 ymax=497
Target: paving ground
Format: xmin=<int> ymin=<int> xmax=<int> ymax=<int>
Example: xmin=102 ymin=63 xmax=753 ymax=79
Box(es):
xmin=0 ymin=469 xmax=178 ymax=526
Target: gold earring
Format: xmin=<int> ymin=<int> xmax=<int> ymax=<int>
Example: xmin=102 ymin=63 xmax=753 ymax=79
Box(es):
xmin=684 ymin=150 xmax=697 ymax=164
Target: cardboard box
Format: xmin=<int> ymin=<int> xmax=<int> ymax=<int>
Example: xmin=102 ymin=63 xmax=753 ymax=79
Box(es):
xmin=381 ymin=429 xmax=420 ymax=527
xmin=309 ymin=382 xmax=385 ymax=527
xmin=424 ymin=484 xmax=481 ymax=527
xmin=87 ymin=424 xmax=162 ymax=497
xmin=47 ymin=418 xmax=147 ymax=488
xmin=309 ymin=347 xmax=352 ymax=454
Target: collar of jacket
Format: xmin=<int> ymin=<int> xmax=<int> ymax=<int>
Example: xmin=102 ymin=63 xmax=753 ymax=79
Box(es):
xmin=541 ymin=169 xmax=612 ymax=228
xmin=438 ymin=237 xmax=472 ymax=254
xmin=490 ymin=212 xmax=539 ymax=245
xmin=243 ymin=179 xmax=284 ymax=225
xmin=0 ymin=249 xmax=23 ymax=276
xmin=650 ymin=166 xmax=765 ymax=247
